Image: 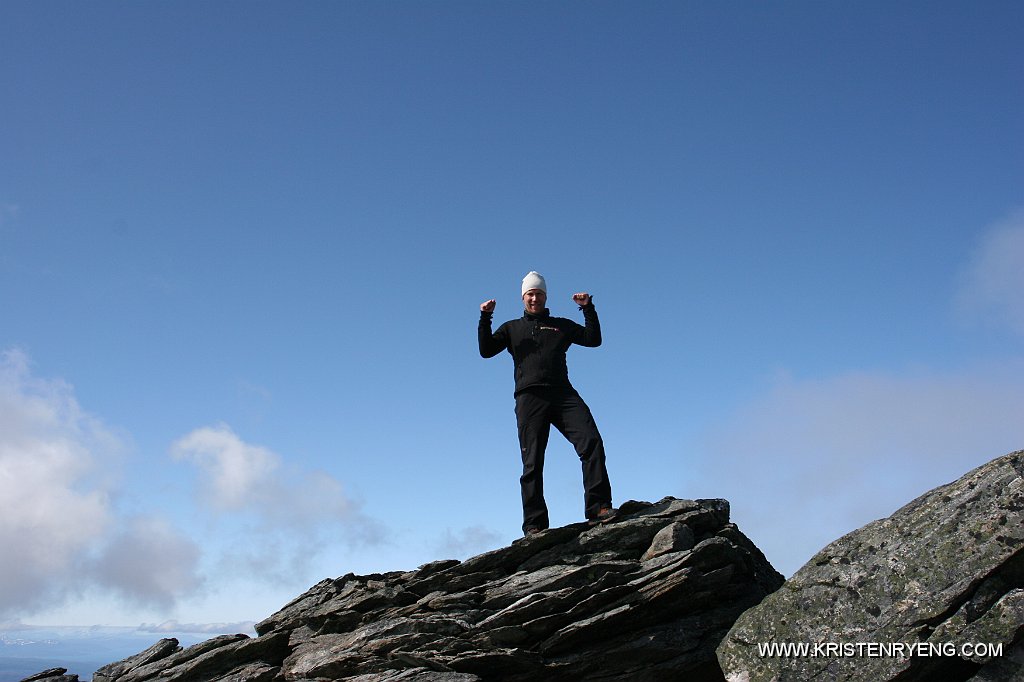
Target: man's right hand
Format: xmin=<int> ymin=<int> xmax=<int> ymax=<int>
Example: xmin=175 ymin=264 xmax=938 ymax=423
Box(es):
xmin=480 ymin=299 xmax=496 ymax=313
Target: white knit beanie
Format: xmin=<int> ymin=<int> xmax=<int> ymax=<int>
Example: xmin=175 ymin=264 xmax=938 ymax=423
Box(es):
xmin=521 ymin=271 xmax=547 ymax=296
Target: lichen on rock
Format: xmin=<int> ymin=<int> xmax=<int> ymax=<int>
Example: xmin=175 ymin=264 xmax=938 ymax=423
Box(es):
xmin=717 ymin=449 xmax=1024 ymax=682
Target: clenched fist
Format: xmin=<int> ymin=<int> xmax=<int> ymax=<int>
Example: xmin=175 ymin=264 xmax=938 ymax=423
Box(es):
xmin=480 ymin=299 xmax=496 ymax=313
xmin=572 ymin=292 xmax=592 ymax=306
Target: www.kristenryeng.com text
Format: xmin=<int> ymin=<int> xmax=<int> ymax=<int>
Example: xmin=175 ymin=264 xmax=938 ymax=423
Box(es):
xmin=757 ymin=641 xmax=1004 ymax=659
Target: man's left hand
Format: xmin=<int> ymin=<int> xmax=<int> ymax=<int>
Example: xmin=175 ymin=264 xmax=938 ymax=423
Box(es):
xmin=572 ymin=292 xmax=592 ymax=306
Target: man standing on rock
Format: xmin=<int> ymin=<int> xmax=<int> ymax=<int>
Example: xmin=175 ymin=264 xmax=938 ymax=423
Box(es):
xmin=478 ymin=271 xmax=617 ymax=536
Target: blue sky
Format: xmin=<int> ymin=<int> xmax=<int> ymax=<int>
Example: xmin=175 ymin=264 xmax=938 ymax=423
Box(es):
xmin=1 ymin=1 xmax=1022 ymax=630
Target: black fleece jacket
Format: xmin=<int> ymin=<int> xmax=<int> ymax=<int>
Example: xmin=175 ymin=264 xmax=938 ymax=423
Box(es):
xmin=479 ymin=302 xmax=601 ymax=395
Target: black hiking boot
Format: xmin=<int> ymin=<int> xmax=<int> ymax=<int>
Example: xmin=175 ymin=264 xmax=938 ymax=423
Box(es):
xmin=589 ymin=506 xmax=619 ymax=526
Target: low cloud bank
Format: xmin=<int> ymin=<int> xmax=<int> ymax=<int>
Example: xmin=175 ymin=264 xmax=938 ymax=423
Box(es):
xmin=138 ymin=619 xmax=256 ymax=635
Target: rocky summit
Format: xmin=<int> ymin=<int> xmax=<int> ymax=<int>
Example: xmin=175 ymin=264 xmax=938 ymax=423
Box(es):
xmin=718 ymin=449 xmax=1024 ymax=682
xmin=22 ymin=449 xmax=1024 ymax=681
xmin=27 ymin=497 xmax=782 ymax=682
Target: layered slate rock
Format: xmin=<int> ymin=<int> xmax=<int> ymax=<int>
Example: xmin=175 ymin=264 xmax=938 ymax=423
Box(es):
xmin=717 ymin=449 xmax=1024 ymax=682
xmin=266 ymin=497 xmax=782 ymax=681
xmin=41 ymin=497 xmax=781 ymax=682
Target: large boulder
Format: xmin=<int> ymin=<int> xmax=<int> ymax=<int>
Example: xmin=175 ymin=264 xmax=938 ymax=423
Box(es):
xmin=717 ymin=449 xmax=1024 ymax=681
xmin=46 ymin=497 xmax=781 ymax=682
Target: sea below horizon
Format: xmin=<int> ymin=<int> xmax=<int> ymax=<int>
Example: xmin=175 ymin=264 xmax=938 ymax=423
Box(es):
xmin=0 ymin=624 xmax=255 ymax=682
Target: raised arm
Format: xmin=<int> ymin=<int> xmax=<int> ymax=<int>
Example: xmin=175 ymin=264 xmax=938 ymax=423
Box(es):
xmin=571 ymin=292 xmax=601 ymax=347
xmin=478 ymin=299 xmax=508 ymax=358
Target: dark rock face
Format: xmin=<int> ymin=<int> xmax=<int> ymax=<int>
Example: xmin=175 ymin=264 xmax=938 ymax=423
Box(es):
xmin=24 ymin=497 xmax=781 ymax=682
xmin=717 ymin=449 xmax=1024 ymax=682
xmin=265 ymin=498 xmax=781 ymax=682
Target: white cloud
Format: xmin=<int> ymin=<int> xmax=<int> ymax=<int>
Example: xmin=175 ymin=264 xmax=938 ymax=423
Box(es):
xmin=0 ymin=349 xmax=114 ymax=614
xmin=695 ymin=361 xmax=1024 ymax=577
xmin=170 ymin=424 xmax=280 ymax=512
xmin=170 ymin=424 xmax=382 ymax=582
xmin=170 ymin=424 xmax=360 ymax=525
xmin=956 ymin=209 xmax=1024 ymax=336
xmin=0 ymin=349 xmax=203 ymax=618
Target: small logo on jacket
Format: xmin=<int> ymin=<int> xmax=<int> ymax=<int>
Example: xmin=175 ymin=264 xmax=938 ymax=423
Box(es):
xmin=538 ymin=326 xmax=561 ymax=332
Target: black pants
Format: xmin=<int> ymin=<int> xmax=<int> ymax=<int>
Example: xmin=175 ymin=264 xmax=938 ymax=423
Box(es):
xmin=515 ymin=386 xmax=613 ymax=533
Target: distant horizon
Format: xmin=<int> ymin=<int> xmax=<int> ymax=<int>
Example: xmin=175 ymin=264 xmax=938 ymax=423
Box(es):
xmin=0 ymin=623 xmax=218 ymax=682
